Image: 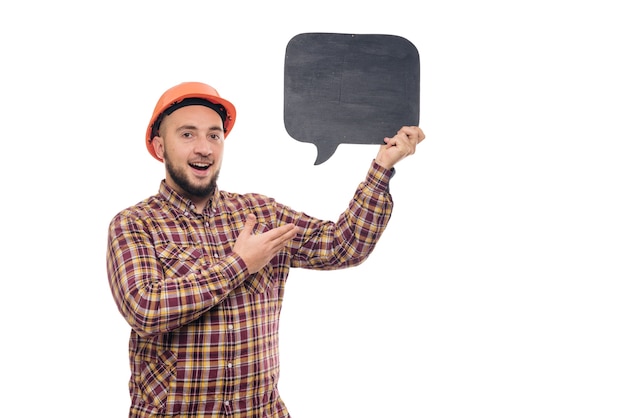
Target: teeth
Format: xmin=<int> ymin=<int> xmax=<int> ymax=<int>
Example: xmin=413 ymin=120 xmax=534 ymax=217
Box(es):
xmin=191 ymin=163 xmax=210 ymax=169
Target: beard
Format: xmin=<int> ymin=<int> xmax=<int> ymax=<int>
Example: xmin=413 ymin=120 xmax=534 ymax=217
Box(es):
xmin=164 ymin=153 xmax=219 ymax=199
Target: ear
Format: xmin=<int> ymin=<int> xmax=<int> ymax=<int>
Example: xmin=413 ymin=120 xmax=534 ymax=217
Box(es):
xmin=152 ymin=136 xmax=165 ymax=160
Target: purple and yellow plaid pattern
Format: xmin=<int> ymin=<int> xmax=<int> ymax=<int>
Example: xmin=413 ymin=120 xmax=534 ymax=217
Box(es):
xmin=107 ymin=161 xmax=394 ymax=417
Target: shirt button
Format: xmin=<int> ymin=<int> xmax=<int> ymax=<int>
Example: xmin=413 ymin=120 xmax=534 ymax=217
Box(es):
xmin=184 ymin=211 xmax=189 ymax=216
xmin=224 ymin=401 xmax=230 ymax=406
xmin=228 ymin=324 xmax=234 ymax=330
xmin=227 ymin=362 xmax=233 ymax=368
xmin=214 ymin=253 xmax=219 ymax=258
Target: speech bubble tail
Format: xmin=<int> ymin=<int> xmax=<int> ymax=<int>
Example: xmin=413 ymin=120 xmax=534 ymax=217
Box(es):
xmin=314 ymin=143 xmax=339 ymax=165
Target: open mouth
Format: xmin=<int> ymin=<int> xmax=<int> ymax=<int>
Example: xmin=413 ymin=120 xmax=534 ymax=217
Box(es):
xmin=189 ymin=162 xmax=211 ymax=171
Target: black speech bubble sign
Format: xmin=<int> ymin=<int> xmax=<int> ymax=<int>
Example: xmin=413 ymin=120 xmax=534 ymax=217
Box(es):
xmin=284 ymin=32 xmax=420 ymax=165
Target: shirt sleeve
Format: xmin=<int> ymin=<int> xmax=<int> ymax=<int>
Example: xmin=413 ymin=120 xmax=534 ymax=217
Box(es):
xmin=287 ymin=159 xmax=395 ymax=269
xmin=106 ymin=211 xmax=249 ymax=338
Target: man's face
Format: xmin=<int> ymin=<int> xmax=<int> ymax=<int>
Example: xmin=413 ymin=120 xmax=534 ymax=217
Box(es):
xmin=152 ymin=105 xmax=225 ymax=202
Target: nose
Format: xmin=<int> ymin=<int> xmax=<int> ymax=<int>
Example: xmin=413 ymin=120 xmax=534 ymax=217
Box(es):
xmin=193 ymin=136 xmax=213 ymax=156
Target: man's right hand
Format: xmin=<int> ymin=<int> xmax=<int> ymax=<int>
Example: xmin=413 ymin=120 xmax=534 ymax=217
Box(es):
xmin=233 ymin=213 xmax=298 ymax=274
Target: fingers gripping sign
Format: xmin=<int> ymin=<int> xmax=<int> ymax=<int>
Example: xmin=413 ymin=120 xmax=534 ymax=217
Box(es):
xmin=375 ymin=125 xmax=426 ymax=169
xmin=233 ymin=214 xmax=298 ymax=274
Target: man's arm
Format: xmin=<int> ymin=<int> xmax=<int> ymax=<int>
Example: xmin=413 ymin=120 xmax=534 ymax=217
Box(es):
xmin=106 ymin=212 xmax=249 ymax=337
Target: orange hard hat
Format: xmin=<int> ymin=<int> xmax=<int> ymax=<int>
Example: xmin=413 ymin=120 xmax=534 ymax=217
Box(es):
xmin=145 ymin=81 xmax=237 ymax=162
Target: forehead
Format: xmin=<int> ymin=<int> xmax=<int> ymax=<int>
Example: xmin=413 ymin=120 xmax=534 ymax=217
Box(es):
xmin=163 ymin=105 xmax=224 ymax=127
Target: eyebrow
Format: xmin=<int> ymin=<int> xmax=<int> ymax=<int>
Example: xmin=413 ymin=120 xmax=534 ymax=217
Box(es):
xmin=176 ymin=124 xmax=224 ymax=133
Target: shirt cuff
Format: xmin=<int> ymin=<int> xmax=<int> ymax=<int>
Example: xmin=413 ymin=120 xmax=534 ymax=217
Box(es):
xmin=367 ymin=159 xmax=395 ymax=192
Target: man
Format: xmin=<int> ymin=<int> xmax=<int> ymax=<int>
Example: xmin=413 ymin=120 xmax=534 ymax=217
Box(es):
xmin=107 ymin=81 xmax=425 ymax=417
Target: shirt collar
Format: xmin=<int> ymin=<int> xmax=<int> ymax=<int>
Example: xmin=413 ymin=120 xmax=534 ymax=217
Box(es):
xmin=157 ymin=180 xmax=219 ymax=215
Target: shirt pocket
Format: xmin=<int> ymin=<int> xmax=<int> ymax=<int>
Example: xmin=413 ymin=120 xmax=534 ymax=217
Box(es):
xmin=244 ymin=264 xmax=276 ymax=295
xmin=156 ymin=243 xmax=203 ymax=279
xmin=135 ymin=349 xmax=177 ymax=411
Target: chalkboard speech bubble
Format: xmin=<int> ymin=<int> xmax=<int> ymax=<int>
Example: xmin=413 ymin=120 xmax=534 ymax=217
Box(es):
xmin=284 ymin=32 xmax=420 ymax=165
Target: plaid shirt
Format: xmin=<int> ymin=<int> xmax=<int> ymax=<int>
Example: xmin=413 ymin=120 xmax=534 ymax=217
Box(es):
xmin=107 ymin=160 xmax=394 ymax=417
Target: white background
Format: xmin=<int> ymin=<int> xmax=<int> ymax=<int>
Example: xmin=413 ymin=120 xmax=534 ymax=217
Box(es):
xmin=1 ymin=1 xmax=625 ymax=417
